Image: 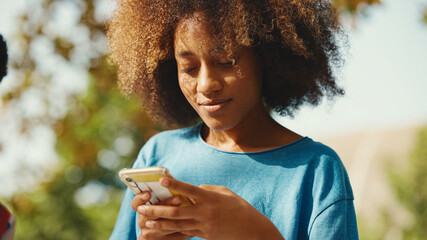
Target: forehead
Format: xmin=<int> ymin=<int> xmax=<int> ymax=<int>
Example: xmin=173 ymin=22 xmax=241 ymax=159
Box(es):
xmin=174 ymin=12 xmax=223 ymax=54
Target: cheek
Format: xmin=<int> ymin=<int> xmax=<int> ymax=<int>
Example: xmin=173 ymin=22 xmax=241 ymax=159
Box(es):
xmin=232 ymin=72 xmax=262 ymax=97
xmin=178 ymin=76 xmax=196 ymax=100
xmin=245 ymin=67 xmax=263 ymax=95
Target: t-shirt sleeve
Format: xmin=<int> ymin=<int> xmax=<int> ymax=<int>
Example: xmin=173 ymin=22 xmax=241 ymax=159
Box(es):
xmin=308 ymin=199 xmax=359 ymax=240
xmin=306 ymin=150 xmax=359 ymax=240
xmin=109 ymin=188 xmax=137 ymax=240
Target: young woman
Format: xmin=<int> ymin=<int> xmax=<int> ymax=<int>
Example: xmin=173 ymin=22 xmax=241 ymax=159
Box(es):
xmin=107 ymin=1 xmax=358 ymax=239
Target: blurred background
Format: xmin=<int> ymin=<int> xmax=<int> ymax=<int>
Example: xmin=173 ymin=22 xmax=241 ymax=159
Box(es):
xmin=0 ymin=0 xmax=426 ymax=239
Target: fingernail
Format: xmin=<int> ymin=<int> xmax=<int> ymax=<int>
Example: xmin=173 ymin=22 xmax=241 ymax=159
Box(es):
xmin=160 ymin=178 xmax=170 ymax=187
xmin=172 ymin=197 xmax=181 ymax=205
xmin=141 ymin=192 xmax=150 ymax=201
xmin=137 ymin=205 xmax=147 ymax=214
xmin=146 ymin=220 xmax=155 ymax=228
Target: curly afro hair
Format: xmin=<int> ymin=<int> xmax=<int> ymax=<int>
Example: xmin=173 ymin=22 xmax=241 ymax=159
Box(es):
xmin=107 ymin=0 xmax=345 ymax=127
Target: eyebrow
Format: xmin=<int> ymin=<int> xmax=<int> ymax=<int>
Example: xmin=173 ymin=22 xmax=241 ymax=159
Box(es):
xmin=176 ymin=51 xmax=195 ymax=57
xmin=176 ymin=47 xmax=231 ymax=58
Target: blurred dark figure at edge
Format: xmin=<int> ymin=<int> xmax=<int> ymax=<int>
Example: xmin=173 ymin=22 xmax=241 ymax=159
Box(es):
xmin=0 ymin=34 xmax=15 ymax=240
xmin=0 ymin=34 xmax=7 ymax=81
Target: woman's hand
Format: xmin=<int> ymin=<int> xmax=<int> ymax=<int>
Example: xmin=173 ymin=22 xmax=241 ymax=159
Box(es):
xmin=137 ymin=178 xmax=285 ymax=240
xmin=131 ymin=191 xmax=194 ymax=240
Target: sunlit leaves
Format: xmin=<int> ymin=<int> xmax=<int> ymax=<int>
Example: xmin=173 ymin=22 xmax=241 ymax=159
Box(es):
xmin=333 ymin=0 xmax=381 ymax=14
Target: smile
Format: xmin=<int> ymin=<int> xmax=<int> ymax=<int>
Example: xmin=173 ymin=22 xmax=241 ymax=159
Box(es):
xmin=198 ymin=99 xmax=232 ymax=113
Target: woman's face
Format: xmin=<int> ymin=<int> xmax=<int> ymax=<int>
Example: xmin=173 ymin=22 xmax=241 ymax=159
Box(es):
xmin=174 ymin=14 xmax=264 ymax=131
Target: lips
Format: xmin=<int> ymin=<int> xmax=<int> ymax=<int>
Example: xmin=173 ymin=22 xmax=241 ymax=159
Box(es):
xmin=198 ymin=98 xmax=232 ymax=113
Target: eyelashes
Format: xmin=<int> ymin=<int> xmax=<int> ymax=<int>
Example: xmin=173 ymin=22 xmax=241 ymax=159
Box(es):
xmin=218 ymin=61 xmax=233 ymax=66
xmin=181 ymin=67 xmax=197 ymax=73
xmin=181 ymin=59 xmax=237 ymax=73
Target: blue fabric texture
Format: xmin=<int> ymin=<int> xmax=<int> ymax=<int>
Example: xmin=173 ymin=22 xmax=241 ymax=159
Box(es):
xmin=110 ymin=124 xmax=358 ymax=240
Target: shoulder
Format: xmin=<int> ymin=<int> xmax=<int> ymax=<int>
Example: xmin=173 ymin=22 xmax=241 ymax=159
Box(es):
xmin=294 ymin=139 xmax=357 ymax=236
xmin=310 ymin=140 xmax=349 ymax=183
xmin=133 ymin=124 xmax=201 ymax=167
xmin=265 ymin=137 xmax=353 ymax=202
xmin=289 ymin=138 xmax=344 ymax=172
xmin=299 ymin=138 xmax=355 ymax=209
xmin=283 ymin=137 xmax=354 ymax=205
xmin=294 ymin=137 xmax=340 ymax=160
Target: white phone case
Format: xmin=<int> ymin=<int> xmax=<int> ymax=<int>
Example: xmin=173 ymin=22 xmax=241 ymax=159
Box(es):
xmin=118 ymin=166 xmax=191 ymax=205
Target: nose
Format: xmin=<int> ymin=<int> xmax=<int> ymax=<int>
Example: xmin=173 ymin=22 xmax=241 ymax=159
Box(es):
xmin=196 ymin=65 xmax=222 ymax=94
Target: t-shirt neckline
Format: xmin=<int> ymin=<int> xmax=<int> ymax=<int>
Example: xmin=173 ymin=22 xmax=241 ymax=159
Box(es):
xmin=195 ymin=123 xmax=309 ymax=155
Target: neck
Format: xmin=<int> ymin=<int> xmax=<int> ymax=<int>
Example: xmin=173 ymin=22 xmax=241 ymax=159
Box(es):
xmin=202 ymin=106 xmax=301 ymax=152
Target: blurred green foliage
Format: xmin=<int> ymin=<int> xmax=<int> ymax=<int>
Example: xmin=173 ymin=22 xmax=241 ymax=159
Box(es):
xmin=358 ymin=210 xmax=392 ymax=240
xmin=11 ymin=64 xmax=158 ymax=239
xmin=358 ymin=127 xmax=427 ymax=240
xmin=387 ymin=127 xmax=427 ymax=239
xmin=423 ymin=6 xmax=427 ymax=23
xmin=3 ymin=0 xmax=159 ymax=239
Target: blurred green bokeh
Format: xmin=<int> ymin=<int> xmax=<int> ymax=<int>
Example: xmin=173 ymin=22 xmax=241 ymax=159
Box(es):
xmin=2 ymin=0 xmax=159 ymax=238
xmin=358 ymin=127 xmax=427 ymax=240
xmin=387 ymin=127 xmax=427 ymax=239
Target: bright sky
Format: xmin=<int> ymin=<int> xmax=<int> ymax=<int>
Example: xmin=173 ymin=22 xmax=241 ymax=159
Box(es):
xmin=0 ymin=0 xmax=427 ymax=197
xmin=277 ymin=0 xmax=427 ymax=137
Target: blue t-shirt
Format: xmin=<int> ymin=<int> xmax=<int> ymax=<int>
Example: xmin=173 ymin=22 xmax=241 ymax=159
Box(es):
xmin=110 ymin=124 xmax=359 ymax=240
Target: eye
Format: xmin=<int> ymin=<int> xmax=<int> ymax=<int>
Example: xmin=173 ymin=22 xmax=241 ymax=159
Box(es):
xmin=181 ymin=67 xmax=197 ymax=73
xmin=218 ymin=61 xmax=233 ymax=66
xmin=218 ymin=57 xmax=238 ymax=67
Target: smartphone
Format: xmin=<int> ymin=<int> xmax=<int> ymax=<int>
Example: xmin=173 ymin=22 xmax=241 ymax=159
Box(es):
xmin=118 ymin=166 xmax=192 ymax=205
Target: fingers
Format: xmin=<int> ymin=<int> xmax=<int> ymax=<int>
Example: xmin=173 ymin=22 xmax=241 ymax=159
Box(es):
xmin=132 ymin=191 xmax=182 ymax=212
xmin=159 ymin=195 xmax=182 ymax=206
xmin=138 ymin=213 xmax=178 ymax=233
xmin=145 ymin=219 xmax=197 ymax=231
xmin=132 ymin=192 xmax=151 ymax=211
xmin=138 ymin=205 xmax=195 ymax=219
xmin=160 ymin=177 xmax=207 ymax=200
xmin=139 ymin=230 xmax=193 ymax=240
xmin=133 ymin=189 xmax=195 ymax=240
xmin=161 ymin=232 xmax=194 ymax=240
